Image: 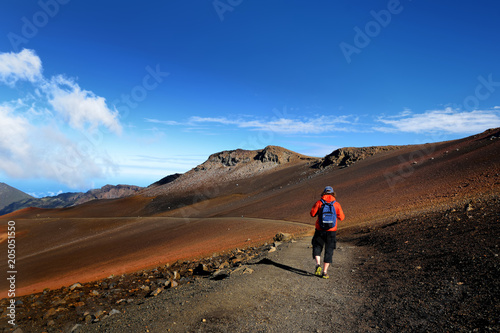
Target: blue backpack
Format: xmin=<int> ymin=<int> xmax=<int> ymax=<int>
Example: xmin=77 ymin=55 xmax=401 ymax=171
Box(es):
xmin=319 ymin=199 xmax=337 ymax=230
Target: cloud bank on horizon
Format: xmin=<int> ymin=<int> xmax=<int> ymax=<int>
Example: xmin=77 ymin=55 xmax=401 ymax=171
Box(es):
xmin=148 ymin=108 xmax=500 ymax=136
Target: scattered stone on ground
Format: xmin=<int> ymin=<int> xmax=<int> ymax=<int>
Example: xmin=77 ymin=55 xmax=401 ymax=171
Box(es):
xmin=0 ymin=240 xmax=277 ymax=331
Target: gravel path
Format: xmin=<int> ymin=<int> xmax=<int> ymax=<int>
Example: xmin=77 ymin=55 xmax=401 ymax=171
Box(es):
xmin=80 ymin=236 xmax=369 ymax=333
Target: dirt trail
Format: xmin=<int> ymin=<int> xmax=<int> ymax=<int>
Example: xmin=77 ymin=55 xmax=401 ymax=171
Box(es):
xmin=81 ymin=236 xmax=370 ymax=333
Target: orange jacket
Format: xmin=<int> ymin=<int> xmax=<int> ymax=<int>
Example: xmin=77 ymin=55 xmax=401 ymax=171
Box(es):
xmin=310 ymin=194 xmax=345 ymax=231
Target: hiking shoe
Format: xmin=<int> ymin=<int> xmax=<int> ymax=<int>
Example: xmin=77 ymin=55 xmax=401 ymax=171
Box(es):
xmin=314 ymin=265 xmax=322 ymax=276
xmin=322 ymin=273 xmax=329 ymax=279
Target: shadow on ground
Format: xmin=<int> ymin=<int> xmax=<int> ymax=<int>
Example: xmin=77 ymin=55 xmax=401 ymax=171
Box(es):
xmin=251 ymin=258 xmax=317 ymax=277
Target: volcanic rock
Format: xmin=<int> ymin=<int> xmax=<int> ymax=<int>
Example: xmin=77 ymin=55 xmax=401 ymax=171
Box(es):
xmin=194 ymin=264 xmax=211 ymax=276
xmin=211 ymin=269 xmax=230 ymax=280
xmin=315 ymin=146 xmax=401 ymax=169
xmin=273 ymin=232 xmax=292 ymax=242
xmin=148 ymin=288 xmax=163 ymax=297
xmin=108 ymin=309 xmax=121 ymax=316
xmin=69 ymin=283 xmax=82 ymax=291
xmin=43 ymin=308 xmax=57 ymax=319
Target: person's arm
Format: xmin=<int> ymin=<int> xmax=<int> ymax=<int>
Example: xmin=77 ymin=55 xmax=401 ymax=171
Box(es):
xmin=310 ymin=200 xmax=321 ymax=217
xmin=335 ymin=202 xmax=345 ymax=221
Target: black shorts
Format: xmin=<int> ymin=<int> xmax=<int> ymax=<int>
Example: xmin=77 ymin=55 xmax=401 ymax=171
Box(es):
xmin=312 ymin=230 xmax=337 ymax=263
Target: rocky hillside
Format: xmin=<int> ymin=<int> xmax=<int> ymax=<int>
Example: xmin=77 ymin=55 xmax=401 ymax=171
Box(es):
xmin=0 ymin=182 xmax=33 ymax=211
xmin=148 ymin=173 xmax=182 ymax=188
xmin=314 ymin=145 xmax=403 ymax=169
xmin=144 ymin=144 xmax=410 ymax=197
xmin=0 ymin=184 xmax=143 ymax=216
xmin=143 ymin=145 xmax=318 ymax=196
xmin=197 ymin=145 xmax=316 ymax=170
xmin=73 ymin=185 xmax=143 ymax=204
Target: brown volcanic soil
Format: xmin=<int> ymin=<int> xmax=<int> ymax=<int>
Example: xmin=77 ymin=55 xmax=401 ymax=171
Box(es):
xmin=0 ymin=216 xmax=309 ymax=297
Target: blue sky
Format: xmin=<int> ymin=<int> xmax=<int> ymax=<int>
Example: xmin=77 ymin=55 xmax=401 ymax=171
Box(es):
xmin=1 ymin=0 xmax=499 ymax=197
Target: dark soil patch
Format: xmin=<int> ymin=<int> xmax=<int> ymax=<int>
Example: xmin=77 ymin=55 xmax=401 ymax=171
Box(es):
xmin=351 ymin=196 xmax=500 ymax=332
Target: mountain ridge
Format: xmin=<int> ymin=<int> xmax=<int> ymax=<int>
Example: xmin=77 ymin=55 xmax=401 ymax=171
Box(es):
xmin=141 ymin=144 xmax=407 ymax=198
xmin=141 ymin=145 xmax=318 ymax=197
xmin=0 ymin=182 xmax=34 ymax=211
xmin=0 ymin=144 xmax=421 ymax=216
xmin=0 ymin=184 xmax=143 ymax=216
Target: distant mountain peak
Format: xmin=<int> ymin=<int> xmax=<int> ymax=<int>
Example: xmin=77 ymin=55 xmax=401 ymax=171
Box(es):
xmin=0 ymin=183 xmax=34 ymax=211
xmin=0 ymin=184 xmax=143 ymax=216
xmin=143 ymin=146 xmax=317 ymax=197
xmin=199 ymin=145 xmax=315 ymax=170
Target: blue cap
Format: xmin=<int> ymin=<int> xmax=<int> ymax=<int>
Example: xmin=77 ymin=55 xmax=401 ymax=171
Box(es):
xmin=324 ymin=186 xmax=334 ymax=193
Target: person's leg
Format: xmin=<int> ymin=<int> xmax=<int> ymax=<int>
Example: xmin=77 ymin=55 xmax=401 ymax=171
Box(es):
xmin=312 ymin=230 xmax=325 ymax=260
xmin=312 ymin=230 xmax=325 ymax=275
xmin=322 ymin=231 xmax=336 ymax=276
xmin=314 ymin=255 xmax=322 ymax=275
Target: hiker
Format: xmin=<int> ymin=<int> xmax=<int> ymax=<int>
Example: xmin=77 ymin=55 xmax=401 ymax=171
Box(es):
xmin=310 ymin=186 xmax=345 ymax=279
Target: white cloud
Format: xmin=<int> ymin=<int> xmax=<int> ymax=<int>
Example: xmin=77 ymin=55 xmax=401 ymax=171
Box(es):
xmin=0 ymin=104 xmax=31 ymax=166
xmin=0 ymin=49 xmax=122 ymax=188
xmin=0 ymin=49 xmax=122 ymax=135
xmin=0 ymin=103 xmax=115 ymax=188
xmin=375 ymin=108 xmax=500 ymax=134
xmin=145 ymin=118 xmax=180 ymax=126
xmin=44 ymin=75 xmax=122 ymax=134
xmin=0 ymin=49 xmax=42 ymax=86
xmin=47 ymin=190 xmax=64 ymax=197
xmin=188 ymin=115 xmax=355 ymax=134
